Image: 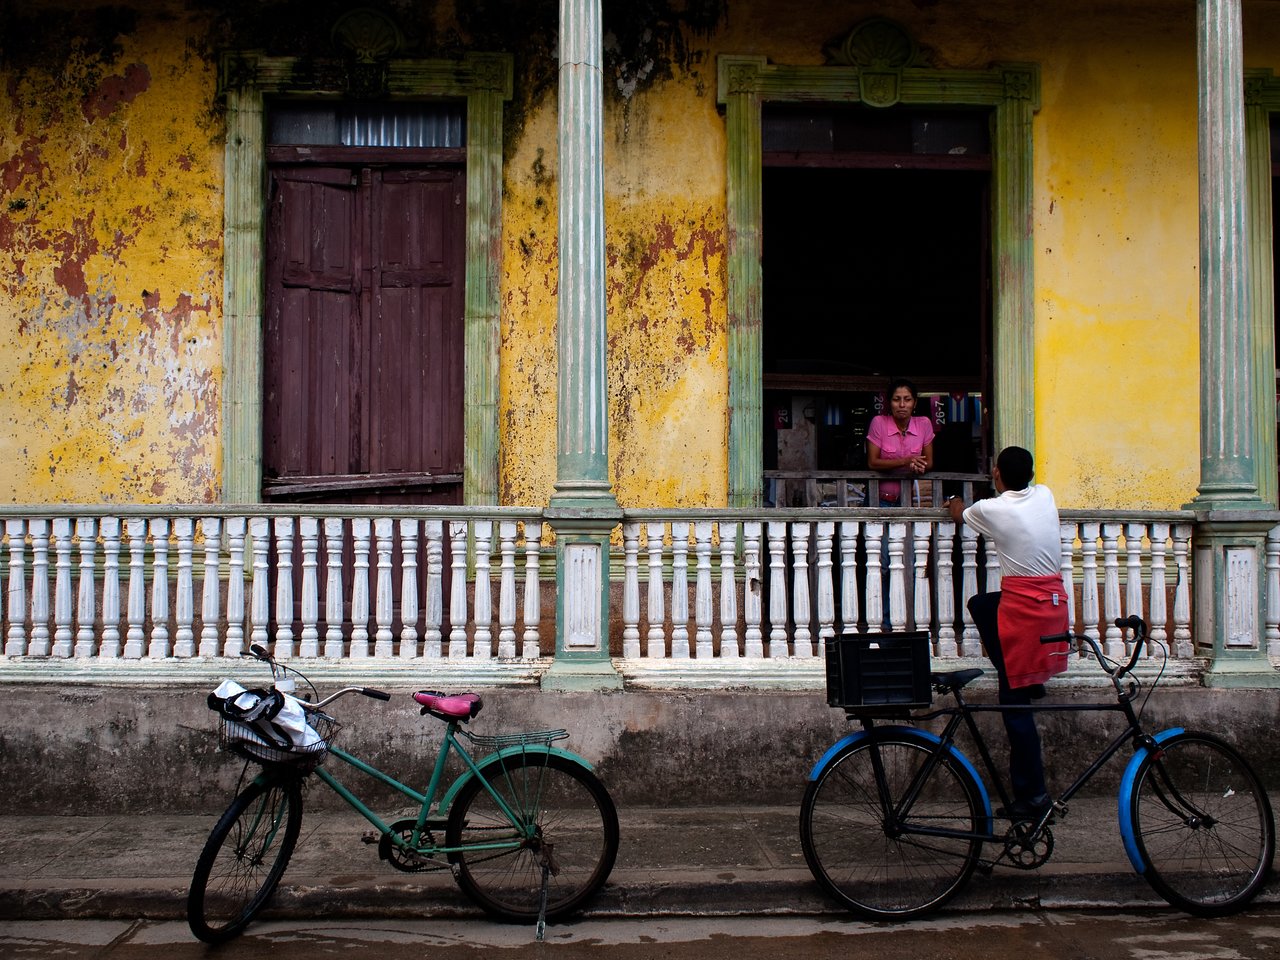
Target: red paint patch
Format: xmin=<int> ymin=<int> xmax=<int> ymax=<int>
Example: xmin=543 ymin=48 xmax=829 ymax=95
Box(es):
xmin=1 ymin=137 xmax=49 ymax=192
xmin=81 ymin=63 xmax=151 ymax=122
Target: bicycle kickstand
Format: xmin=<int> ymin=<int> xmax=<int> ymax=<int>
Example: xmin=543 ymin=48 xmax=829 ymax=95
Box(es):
xmin=536 ymin=863 xmax=550 ymax=942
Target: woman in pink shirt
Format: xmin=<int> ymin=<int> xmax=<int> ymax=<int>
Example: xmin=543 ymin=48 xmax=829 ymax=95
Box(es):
xmin=866 ymin=378 xmax=935 ymax=506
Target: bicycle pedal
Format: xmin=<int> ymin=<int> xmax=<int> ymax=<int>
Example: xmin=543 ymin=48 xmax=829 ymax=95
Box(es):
xmin=361 ymin=831 xmax=380 ymax=845
xmin=974 ymin=861 xmax=994 ymax=877
xmin=1052 ymin=800 xmax=1069 ymax=819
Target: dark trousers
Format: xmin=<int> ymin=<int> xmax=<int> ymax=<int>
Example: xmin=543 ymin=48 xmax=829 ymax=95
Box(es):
xmin=967 ymin=591 xmax=1049 ymax=803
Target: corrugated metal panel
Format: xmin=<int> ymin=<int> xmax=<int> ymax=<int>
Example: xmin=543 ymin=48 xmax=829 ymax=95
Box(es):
xmin=268 ymin=103 xmax=466 ymax=147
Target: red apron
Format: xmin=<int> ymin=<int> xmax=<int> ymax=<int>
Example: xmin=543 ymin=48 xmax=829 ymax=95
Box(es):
xmin=996 ymin=574 xmax=1071 ymax=688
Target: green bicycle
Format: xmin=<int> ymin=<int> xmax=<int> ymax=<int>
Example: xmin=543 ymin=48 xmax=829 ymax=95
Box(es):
xmin=187 ymin=644 xmax=619 ymax=944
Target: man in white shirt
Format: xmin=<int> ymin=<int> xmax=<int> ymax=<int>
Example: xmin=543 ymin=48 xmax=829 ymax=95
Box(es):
xmin=947 ymin=446 xmax=1070 ymax=820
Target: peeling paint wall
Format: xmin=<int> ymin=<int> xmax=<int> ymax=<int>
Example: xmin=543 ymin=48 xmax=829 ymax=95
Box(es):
xmin=3 ymin=2 xmax=1278 ymax=510
xmin=1 ymin=3 xmax=223 ymax=503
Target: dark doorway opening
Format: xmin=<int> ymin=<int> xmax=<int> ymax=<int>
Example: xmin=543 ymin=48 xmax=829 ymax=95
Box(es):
xmin=761 ymin=104 xmax=993 ymax=503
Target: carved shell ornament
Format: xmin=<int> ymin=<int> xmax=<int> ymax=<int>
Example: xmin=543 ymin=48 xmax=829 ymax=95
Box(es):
xmin=839 ymin=18 xmax=917 ymax=72
xmin=332 ymin=8 xmax=405 ymax=64
xmin=832 ymin=18 xmax=922 ymax=109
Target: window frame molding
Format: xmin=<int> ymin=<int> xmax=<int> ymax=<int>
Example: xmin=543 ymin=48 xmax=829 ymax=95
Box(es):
xmin=218 ymin=51 xmax=512 ymax=504
xmin=716 ymin=54 xmax=1039 ymax=507
xmin=1244 ymin=68 xmax=1279 ymax=507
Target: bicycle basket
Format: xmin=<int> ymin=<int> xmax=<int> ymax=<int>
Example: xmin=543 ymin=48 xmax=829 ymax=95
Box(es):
xmin=825 ymin=632 xmax=933 ymax=711
xmin=219 ymin=713 xmax=340 ymax=770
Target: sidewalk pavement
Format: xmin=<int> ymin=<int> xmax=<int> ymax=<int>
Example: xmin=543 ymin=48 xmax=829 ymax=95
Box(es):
xmin=1 ymin=799 xmax=1276 ymax=923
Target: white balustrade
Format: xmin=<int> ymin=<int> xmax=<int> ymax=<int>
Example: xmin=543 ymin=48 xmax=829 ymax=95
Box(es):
xmin=0 ymin=508 xmax=1224 ymax=676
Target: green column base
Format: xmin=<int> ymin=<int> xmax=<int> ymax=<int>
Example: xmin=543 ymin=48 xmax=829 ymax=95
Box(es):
xmin=541 ymin=657 xmax=624 ymax=691
xmin=1201 ymin=654 xmax=1280 ymax=688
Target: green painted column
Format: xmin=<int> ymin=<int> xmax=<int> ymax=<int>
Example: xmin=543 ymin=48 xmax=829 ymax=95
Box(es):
xmin=1191 ymin=0 xmax=1280 ymax=687
xmin=221 ymin=86 xmax=265 ymax=504
xmin=544 ymin=0 xmax=622 ymax=690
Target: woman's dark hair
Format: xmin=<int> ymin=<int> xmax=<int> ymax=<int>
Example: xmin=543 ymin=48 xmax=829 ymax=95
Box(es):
xmin=996 ymin=446 xmax=1035 ymax=490
xmin=887 ymin=377 xmax=918 ymax=400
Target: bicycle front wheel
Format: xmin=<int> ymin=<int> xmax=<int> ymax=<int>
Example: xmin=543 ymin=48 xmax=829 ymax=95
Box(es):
xmin=1126 ymin=731 xmax=1274 ymax=916
xmin=187 ymin=775 xmax=304 ymax=943
xmin=800 ymin=733 xmax=985 ymax=920
xmin=445 ymin=753 xmax=619 ymax=922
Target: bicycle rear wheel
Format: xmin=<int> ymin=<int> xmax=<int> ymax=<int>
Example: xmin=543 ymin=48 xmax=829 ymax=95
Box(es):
xmin=187 ymin=775 xmax=304 ymax=943
xmin=445 ymin=753 xmax=619 ymax=922
xmin=1126 ymin=731 xmax=1274 ymax=916
xmin=800 ymin=733 xmax=986 ymax=920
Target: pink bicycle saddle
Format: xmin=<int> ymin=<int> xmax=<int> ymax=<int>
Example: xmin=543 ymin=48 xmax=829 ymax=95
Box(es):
xmin=414 ymin=691 xmax=483 ymax=720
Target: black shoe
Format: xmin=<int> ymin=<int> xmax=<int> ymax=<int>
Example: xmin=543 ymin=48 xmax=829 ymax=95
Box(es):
xmin=997 ymin=796 xmax=1053 ymax=821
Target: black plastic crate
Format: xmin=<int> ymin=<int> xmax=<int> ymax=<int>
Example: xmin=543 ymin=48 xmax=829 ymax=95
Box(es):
xmin=825 ymin=632 xmax=933 ymax=710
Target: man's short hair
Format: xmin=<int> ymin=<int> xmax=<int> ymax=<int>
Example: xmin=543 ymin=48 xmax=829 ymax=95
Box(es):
xmin=996 ymin=446 xmax=1034 ymax=490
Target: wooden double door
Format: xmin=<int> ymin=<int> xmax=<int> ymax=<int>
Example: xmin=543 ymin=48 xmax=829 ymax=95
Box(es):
xmin=263 ymin=156 xmax=465 ymax=505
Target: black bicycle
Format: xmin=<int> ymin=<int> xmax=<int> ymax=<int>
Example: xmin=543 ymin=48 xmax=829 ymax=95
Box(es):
xmin=800 ymin=616 xmax=1275 ymax=919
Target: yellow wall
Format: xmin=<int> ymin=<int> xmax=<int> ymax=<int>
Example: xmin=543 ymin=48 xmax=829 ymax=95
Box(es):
xmin=3 ymin=2 xmax=1278 ymax=510
xmin=0 ymin=5 xmax=222 ymax=504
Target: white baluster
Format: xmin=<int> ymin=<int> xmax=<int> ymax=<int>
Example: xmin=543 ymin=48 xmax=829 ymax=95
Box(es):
xmin=767 ymin=521 xmax=788 ymax=657
xmin=621 ymin=522 xmax=641 ymax=658
xmin=172 ymin=518 xmax=194 ymax=658
xmin=1124 ymin=523 xmax=1147 ymax=660
xmin=935 ymin=521 xmax=957 ymax=658
xmin=4 ymin=519 xmax=26 ymax=655
xmin=670 ymin=522 xmax=690 ymax=659
xmin=273 ymin=517 xmax=295 ymax=659
xmin=124 ymin=518 xmax=147 ymax=658
xmin=52 ymin=518 xmax=74 ymax=657
xmin=959 ymin=523 xmax=980 ymax=656
xmin=399 ymin=518 xmax=420 ymax=658
xmin=1101 ymin=522 xmax=1123 ymax=658
xmin=1149 ymin=523 xmax=1171 ymax=651
xmin=147 ymin=518 xmax=170 ymax=658
xmin=742 ymin=521 xmax=764 ymax=658
xmin=815 ymin=522 xmax=835 ymax=647
xmin=423 ymin=520 xmax=444 ymax=658
xmin=912 ymin=522 xmax=931 ymax=633
xmin=299 ymin=517 xmax=320 ymax=657
xmin=498 ymin=521 xmax=518 ymax=659
xmin=521 ymin=522 xmax=542 ymax=659
xmin=448 ymin=520 xmax=468 ymax=658
xmin=1059 ymin=522 xmax=1078 ymax=633
xmin=1266 ymin=524 xmax=1280 ymax=657
xmin=198 ymin=518 xmax=222 ymax=657
xmin=838 ymin=521 xmax=860 ymax=633
xmin=249 ymin=517 xmax=270 ymax=652
xmin=694 ymin=521 xmax=714 ymax=658
xmin=863 ymin=522 xmax=884 ymax=634
xmin=99 ymin=518 xmax=121 ymax=658
xmin=1172 ymin=524 xmax=1194 ymax=659
xmin=472 ymin=521 xmax=494 ymax=659
xmin=73 ymin=517 xmax=98 ymax=657
xmin=983 ymin=537 xmax=1002 ymax=593
xmin=373 ymin=518 xmax=394 ymax=657
xmin=790 ymin=522 xmax=813 ymax=657
xmin=646 ymin=522 xmax=666 ymax=658
xmin=323 ymin=519 xmax=345 ymax=658
xmin=719 ymin=522 xmax=740 ymax=658
xmin=349 ymin=518 xmax=371 ymax=657
xmin=886 ymin=522 xmax=909 ymax=632
xmin=1080 ymin=522 xmax=1101 ymax=646
xmin=28 ymin=519 xmax=51 ymax=657
xmin=224 ymin=518 xmax=247 ymax=658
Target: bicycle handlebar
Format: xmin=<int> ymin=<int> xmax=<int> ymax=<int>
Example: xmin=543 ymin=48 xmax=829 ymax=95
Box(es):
xmin=244 ymin=642 xmax=391 ymax=704
xmin=1040 ymin=616 xmax=1149 ymax=680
